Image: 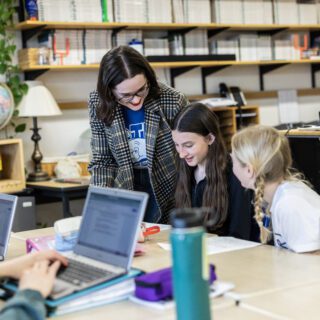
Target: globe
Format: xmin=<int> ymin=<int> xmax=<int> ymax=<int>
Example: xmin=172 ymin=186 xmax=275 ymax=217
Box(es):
xmin=0 ymin=83 xmax=14 ymax=130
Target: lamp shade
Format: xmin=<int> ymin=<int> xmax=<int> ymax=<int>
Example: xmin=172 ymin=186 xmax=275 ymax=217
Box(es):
xmin=18 ymin=81 xmax=62 ymax=117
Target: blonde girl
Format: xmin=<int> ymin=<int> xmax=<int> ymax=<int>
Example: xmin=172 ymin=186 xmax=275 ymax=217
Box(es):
xmin=231 ymin=125 xmax=320 ymax=253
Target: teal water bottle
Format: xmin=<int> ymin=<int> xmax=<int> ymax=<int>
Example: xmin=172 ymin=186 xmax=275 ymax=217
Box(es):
xmin=170 ymin=209 xmax=211 ymax=320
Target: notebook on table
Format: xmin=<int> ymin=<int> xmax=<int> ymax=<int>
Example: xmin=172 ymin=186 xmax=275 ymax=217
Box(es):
xmin=51 ymin=186 xmax=148 ymax=299
xmin=0 ymin=193 xmax=18 ymax=260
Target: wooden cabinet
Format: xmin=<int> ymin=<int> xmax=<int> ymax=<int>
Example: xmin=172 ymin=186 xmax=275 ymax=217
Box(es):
xmin=210 ymin=105 xmax=259 ymax=150
xmin=0 ymin=139 xmax=26 ymax=193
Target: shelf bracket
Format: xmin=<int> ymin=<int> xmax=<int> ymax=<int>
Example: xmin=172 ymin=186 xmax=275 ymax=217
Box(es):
xmin=311 ymin=64 xmax=320 ymax=88
xmin=207 ymin=28 xmax=229 ymax=38
xmin=22 ymin=26 xmax=47 ymax=47
xmin=25 ymin=69 xmax=49 ymax=81
xmin=201 ymin=66 xmax=229 ymax=94
xmin=168 ymin=27 xmax=197 ymax=36
xmin=259 ymin=63 xmax=288 ymax=91
xmin=257 ymin=28 xmax=288 ymax=36
xmin=170 ymin=66 xmax=198 ymax=87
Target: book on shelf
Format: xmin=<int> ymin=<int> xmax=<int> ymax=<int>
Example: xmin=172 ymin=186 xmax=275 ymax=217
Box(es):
xmin=183 ymin=0 xmax=211 ymax=23
xmin=299 ymin=0 xmax=317 ymax=24
xmin=147 ymin=0 xmax=172 ymax=23
xmin=184 ymin=29 xmax=209 ymax=55
xmin=274 ymin=0 xmax=299 ymax=25
xmin=214 ymin=0 xmax=244 ymax=24
xmin=101 ymin=0 xmax=114 ymax=22
xmin=242 ymin=0 xmax=273 ymax=25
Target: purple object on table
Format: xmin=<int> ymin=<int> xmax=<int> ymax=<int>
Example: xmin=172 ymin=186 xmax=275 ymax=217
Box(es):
xmin=135 ymin=264 xmax=216 ymax=301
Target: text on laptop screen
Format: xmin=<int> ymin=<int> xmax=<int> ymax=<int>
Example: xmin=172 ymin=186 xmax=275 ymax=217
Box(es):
xmin=77 ymin=192 xmax=141 ymax=258
xmin=0 ymin=199 xmax=13 ymax=247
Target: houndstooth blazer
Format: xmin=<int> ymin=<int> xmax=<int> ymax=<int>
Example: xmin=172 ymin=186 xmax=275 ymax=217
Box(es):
xmin=88 ymin=82 xmax=188 ymax=222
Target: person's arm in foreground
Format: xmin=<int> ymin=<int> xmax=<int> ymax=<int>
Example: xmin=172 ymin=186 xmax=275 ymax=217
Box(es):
xmin=0 ymin=251 xmax=67 ymax=320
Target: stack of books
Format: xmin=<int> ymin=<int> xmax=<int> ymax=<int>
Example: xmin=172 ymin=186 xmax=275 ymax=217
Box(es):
xmin=243 ymin=0 xmax=273 ymax=24
xmin=274 ymin=0 xmax=299 ymax=24
xmin=184 ymin=29 xmax=209 ymax=55
xmin=298 ymin=0 xmax=317 ymax=24
xmin=144 ymin=39 xmax=170 ymax=56
xmin=183 ymin=0 xmax=211 ymax=23
xmin=113 ymin=0 xmax=148 ymax=23
xmin=147 ymin=0 xmax=172 ymax=23
xmin=213 ymin=0 xmax=243 ymax=24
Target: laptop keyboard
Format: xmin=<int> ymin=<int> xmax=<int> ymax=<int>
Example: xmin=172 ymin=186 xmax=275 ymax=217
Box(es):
xmin=57 ymin=258 xmax=116 ymax=286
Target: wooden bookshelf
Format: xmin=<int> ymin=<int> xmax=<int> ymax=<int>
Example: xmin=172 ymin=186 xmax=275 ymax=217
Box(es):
xmin=15 ymin=21 xmax=320 ymax=32
xmin=189 ymin=88 xmax=320 ymax=101
xmin=0 ymin=139 xmax=26 ymax=193
xmin=19 ymin=59 xmax=320 ymax=72
xmin=56 ymin=88 xmax=320 ymax=110
xmin=210 ymin=106 xmax=259 ymax=150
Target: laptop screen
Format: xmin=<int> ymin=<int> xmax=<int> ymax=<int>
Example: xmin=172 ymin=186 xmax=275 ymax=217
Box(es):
xmin=75 ymin=187 xmax=148 ymax=269
xmin=0 ymin=194 xmax=17 ymax=258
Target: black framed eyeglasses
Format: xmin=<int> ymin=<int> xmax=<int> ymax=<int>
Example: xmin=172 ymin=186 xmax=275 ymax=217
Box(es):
xmin=116 ymin=83 xmax=149 ymax=104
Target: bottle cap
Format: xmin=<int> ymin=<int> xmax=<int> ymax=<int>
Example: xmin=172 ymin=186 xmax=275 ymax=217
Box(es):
xmin=171 ymin=208 xmax=205 ymax=229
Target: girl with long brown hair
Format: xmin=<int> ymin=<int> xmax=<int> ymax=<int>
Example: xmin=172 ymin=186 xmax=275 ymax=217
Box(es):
xmin=172 ymin=102 xmax=259 ymax=239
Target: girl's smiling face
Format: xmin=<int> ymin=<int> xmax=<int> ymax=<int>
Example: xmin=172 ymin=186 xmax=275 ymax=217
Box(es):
xmin=172 ymin=130 xmax=214 ymax=167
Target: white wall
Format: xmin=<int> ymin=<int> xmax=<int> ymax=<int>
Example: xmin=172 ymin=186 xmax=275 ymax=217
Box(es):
xmin=8 ymin=64 xmax=320 ymax=170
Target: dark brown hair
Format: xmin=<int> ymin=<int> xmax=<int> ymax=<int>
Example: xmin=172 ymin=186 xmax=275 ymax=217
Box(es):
xmin=173 ymin=102 xmax=229 ymax=229
xmin=96 ymin=46 xmax=160 ymax=125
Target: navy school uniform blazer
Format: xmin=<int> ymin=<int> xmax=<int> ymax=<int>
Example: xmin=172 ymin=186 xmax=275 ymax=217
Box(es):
xmin=191 ymin=164 xmax=260 ymax=241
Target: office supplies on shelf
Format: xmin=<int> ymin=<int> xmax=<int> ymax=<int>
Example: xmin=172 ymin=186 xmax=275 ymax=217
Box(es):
xmin=200 ymin=97 xmax=237 ymax=108
xmin=219 ymin=83 xmax=247 ymax=107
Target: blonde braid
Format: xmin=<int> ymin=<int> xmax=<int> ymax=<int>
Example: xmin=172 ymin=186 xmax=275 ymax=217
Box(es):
xmin=254 ymin=176 xmax=272 ymax=243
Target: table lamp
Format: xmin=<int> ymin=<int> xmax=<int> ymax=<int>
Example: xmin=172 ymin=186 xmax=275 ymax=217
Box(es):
xmin=18 ymin=81 xmax=62 ymax=182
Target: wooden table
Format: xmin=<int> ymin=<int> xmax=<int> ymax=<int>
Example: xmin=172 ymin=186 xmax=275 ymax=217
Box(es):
xmin=27 ymin=180 xmax=89 ymax=218
xmin=240 ymin=281 xmax=320 ymax=320
xmin=6 ymin=228 xmax=320 ymax=319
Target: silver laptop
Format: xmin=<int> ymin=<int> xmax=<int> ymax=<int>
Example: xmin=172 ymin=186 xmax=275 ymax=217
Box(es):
xmin=0 ymin=193 xmax=18 ymax=260
xmin=51 ymin=186 xmax=148 ymax=299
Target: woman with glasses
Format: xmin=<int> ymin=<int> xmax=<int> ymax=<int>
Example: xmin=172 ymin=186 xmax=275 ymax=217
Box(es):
xmin=88 ymin=46 xmax=188 ymax=223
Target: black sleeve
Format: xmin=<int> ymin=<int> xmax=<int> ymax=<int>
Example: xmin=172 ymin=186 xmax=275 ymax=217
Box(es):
xmin=225 ymin=168 xmax=260 ymax=241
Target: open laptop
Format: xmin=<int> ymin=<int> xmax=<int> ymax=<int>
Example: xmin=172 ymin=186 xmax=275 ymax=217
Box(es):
xmin=0 ymin=193 xmax=18 ymax=260
xmin=51 ymin=186 xmax=148 ymax=299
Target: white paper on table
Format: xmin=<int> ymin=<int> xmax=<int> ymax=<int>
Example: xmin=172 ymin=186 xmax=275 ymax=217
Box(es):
xmin=130 ymin=281 xmax=235 ymax=310
xmin=277 ymin=89 xmax=300 ymax=124
xmin=145 ymin=223 xmax=171 ymax=231
xmin=158 ymin=236 xmax=261 ymax=255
